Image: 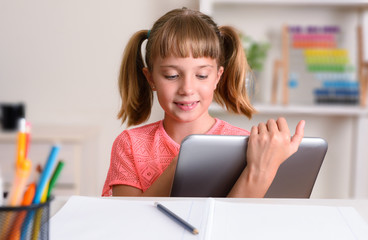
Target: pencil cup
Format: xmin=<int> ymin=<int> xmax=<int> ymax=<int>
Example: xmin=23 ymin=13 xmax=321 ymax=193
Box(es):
xmin=0 ymin=197 xmax=53 ymax=240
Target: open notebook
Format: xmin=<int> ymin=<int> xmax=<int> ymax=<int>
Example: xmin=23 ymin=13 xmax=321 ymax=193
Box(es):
xmin=51 ymin=196 xmax=368 ymax=240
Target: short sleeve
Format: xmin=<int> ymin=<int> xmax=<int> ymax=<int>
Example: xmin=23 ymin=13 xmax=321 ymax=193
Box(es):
xmin=101 ymin=131 xmax=142 ymax=196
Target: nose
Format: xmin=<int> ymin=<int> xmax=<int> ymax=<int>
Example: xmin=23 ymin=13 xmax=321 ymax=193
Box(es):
xmin=178 ymin=76 xmax=194 ymax=95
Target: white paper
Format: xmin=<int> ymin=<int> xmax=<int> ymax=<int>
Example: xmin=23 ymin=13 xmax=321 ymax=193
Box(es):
xmin=209 ymin=201 xmax=368 ymax=240
xmin=51 ymin=196 xmax=208 ymax=240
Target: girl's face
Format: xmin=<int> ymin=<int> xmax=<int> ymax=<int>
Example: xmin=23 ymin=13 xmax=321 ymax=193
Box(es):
xmin=143 ymin=55 xmax=223 ymax=125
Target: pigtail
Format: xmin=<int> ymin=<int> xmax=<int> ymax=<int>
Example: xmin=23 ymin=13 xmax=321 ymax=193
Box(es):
xmin=215 ymin=26 xmax=256 ymax=118
xmin=117 ymin=30 xmax=152 ymax=127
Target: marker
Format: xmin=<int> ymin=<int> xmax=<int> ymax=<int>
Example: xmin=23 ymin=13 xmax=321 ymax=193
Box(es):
xmin=21 ymin=183 xmax=36 ymax=205
xmin=6 ymin=183 xmax=36 ymax=240
xmin=47 ymin=160 xmax=65 ymax=199
xmin=24 ymin=122 xmax=31 ymax=160
xmin=41 ymin=181 xmax=49 ymax=203
xmin=31 ymin=210 xmax=42 ymax=240
xmin=2 ymin=160 xmax=31 ymax=238
xmin=33 ymin=145 xmax=60 ymax=204
xmin=15 ymin=118 xmax=27 ymax=166
xmin=154 ymin=202 xmax=199 ymax=235
xmin=7 ymin=159 xmax=32 ymax=206
xmin=21 ymin=145 xmax=60 ymax=240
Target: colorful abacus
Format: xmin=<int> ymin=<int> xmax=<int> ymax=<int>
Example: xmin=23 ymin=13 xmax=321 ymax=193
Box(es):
xmin=288 ymin=25 xmax=359 ymax=105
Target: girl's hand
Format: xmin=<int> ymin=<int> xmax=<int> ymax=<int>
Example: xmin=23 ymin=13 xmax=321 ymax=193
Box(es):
xmin=246 ymin=117 xmax=305 ymax=183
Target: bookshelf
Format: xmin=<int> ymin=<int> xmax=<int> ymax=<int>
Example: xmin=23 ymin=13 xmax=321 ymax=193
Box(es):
xmin=202 ymin=0 xmax=368 ymax=198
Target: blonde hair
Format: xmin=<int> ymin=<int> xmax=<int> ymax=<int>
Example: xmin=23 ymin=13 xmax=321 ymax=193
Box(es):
xmin=118 ymin=8 xmax=256 ymax=127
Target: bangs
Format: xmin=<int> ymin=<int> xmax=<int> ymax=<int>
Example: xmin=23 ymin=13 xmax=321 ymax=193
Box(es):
xmin=148 ymin=14 xmax=222 ymax=67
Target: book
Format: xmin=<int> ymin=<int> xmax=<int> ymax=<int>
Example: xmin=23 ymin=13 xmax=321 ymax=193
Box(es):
xmin=50 ymin=196 xmax=368 ymax=240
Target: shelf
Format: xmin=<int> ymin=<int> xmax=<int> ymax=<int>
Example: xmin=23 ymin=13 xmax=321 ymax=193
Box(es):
xmin=0 ymin=125 xmax=98 ymax=142
xmin=210 ymin=103 xmax=368 ymax=117
xmin=207 ymin=0 xmax=368 ymax=6
xmin=200 ymin=0 xmax=368 ymax=15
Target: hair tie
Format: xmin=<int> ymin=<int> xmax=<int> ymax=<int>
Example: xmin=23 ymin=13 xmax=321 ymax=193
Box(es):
xmin=147 ymin=30 xmax=151 ymax=38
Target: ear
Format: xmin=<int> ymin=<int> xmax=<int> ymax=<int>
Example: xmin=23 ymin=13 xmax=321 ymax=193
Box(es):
xmin=214 ymin=66 xmax=224 ymax=90
xmin=142 ymin=67 xmax=156 ymax=91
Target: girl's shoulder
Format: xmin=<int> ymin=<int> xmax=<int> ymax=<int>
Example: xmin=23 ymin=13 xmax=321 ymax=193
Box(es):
xmin=209 ymin=118 xmax=250 ymax=136
xmin=112 ymin=121 xmax=163 ymax=151
xmin=117 ymin=120 xmax=162 ymax=140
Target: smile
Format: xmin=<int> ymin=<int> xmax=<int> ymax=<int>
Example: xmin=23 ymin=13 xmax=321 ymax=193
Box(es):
xmin=177 ymin=102 xmax=198 ymax=106
xmin=175 ymin=101 xmax=199 ymax=110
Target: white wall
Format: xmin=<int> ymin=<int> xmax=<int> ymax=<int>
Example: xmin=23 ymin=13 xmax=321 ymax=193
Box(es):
xmin=365 ymin=9 xmax=368 ymax=61
xmin=0 ymin=0 xmax=198 ymax=196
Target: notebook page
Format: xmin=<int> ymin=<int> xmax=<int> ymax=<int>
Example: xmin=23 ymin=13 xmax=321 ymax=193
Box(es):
xmin=51 ymin=196 xmax=208 ymax=240
xmin=210 ymin=201 xmax=368 ymax=240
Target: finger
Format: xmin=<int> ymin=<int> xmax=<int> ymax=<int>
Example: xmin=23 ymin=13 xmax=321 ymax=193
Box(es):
xmin=276 ymin=117 xmax=290 ymax=134
xmin=250 ymin=125 xmax=259 ymax=136
xmin=290 ymin=120 xmax=305 ymax=149
xmin=266 ymin=119 xmax=278 ymax=133
xmin=293 ymin=120 xmax=305 ymax=140
xmin=258 ymin=122 xmax=267 ymax=133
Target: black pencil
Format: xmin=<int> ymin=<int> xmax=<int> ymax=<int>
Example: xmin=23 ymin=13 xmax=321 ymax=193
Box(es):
xmin=154 ymin=202 xmax=199 ymax=235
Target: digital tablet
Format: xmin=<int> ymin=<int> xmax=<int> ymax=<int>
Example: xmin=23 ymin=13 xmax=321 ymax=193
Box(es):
xmin=170 ymin=135 xmax=328 ymax=198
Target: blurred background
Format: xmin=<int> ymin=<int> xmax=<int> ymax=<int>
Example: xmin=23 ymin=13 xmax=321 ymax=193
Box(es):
xmin=1 ymin=0 xmax=368 ymax=199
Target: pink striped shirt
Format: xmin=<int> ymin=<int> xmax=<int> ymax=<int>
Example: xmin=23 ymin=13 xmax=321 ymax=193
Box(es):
xmin=102 ymin=118 xmax=249 ymax=196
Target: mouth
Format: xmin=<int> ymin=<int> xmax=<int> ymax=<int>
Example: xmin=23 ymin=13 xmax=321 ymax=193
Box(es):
xmin=174 ymin=101 xmax=200 ymax=111
xmin=175 ymin=101 xmax=199 ymax=106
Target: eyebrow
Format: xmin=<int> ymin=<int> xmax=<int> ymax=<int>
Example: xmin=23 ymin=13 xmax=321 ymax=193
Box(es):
xmin=159 ymin=64 xmax=214 ymax=69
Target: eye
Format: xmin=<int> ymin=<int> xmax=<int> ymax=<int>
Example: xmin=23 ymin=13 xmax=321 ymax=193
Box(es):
xmin=196 ymin=75 xmax=208 ymax=80
xmin=164 ymin=74 xmax=179 ymax=80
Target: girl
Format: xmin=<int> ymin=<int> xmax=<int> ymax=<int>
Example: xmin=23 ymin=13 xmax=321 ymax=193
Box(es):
xmin=102 ymin=7 xmax=305 ymax=198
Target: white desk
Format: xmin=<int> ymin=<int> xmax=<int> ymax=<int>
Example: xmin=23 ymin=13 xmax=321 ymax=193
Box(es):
xmin=51 ymin=196 xmax=368 ymax=221
xmin=50 ymin=196 xmax=368 ymax=240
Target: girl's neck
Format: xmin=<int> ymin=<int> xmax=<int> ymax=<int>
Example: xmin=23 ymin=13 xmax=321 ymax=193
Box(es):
xmin=163 ymin=115 xmax=216 ymax=144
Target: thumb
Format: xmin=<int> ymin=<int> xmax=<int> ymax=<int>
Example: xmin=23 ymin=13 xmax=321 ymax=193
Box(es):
xmin=290 ymin=120 xmax=305 ymax=150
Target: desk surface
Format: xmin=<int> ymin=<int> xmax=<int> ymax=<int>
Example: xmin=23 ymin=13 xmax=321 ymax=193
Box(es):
xmin=50 ymin=196 xmax=368 ymax=240
xmin=51 ymin=196 xmax=368 ymax=222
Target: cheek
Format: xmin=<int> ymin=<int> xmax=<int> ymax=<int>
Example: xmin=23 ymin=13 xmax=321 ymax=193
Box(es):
xmin=200 ymin=85 xmax=216 ymax=98
xmin=155 ymin=86 xmax=173 ymax=104
xmin=156 ymin=91 xmax=170 ymax=111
